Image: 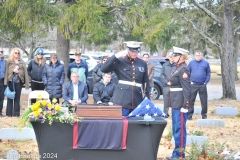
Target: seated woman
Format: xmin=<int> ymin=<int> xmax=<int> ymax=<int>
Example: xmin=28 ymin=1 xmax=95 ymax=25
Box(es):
xmin=93 ymin=72 xmax=116 ymax=105
xmin=63 ymin=72 xmax=88 ymax=107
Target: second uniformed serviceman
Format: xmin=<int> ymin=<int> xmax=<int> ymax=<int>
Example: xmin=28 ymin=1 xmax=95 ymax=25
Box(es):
xmin=167 ymin=46 xmax=191 ymax=160
xmin=101 ymin=41 xmax=151 ymax=116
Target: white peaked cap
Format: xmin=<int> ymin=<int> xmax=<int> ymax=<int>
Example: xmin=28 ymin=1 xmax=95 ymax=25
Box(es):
xmin=124 ymin=41 xmax=143 ymax=48
xmin=173 ymin=46 xmax=189 ymax=55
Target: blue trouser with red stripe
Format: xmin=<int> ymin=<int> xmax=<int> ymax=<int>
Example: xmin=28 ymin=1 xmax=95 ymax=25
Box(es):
xmin=171 ymin=108 xmax=188 ymax=158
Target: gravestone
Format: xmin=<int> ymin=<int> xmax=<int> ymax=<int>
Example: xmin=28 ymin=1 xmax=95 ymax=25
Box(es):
xmin=0 ymin=128 xmax=36 ymax=140
xmin=196 ymin=119 xmax=225 ymax=127
xmin=193 ymin=106 xmax=202 ymax=115
xmin=171 ymin=135 xmax=208 ymax=146
xmin=214 ymin=107 xmax=238 ymax=116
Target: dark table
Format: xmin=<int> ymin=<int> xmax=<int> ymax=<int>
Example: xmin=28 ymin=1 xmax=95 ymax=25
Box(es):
xmin=31 ymin=117 xmax=167 ymax=160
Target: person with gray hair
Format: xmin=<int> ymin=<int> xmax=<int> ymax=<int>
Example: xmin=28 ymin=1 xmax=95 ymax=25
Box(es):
xmin=187 ymin=50 xmax=211 ymax=120
xmin=159 ymin=52 xmax=176 ymax=117
xmin=63 ymin=72 xmax=88 ymax=106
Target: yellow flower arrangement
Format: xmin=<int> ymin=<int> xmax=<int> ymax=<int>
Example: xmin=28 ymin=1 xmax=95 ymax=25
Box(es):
xmin=19 ymin=95 xmax=81 ymax=131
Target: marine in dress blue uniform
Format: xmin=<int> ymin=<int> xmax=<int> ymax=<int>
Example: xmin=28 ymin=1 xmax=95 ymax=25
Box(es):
xmin=167 ymin=46 xmax=191 ymax=160
xmin=101 ymin=41 xmax=150 ymax=116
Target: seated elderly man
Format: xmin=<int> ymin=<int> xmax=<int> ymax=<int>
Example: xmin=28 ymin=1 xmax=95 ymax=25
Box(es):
xmin=93 ymin=72 xmax=116 ymax=105
xmin=63 ymin=72 xmax=88 ymax=106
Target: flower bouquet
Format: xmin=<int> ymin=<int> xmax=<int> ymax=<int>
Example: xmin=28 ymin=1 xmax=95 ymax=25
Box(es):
xmin=19 ymin=94 xmax=81 ymax=131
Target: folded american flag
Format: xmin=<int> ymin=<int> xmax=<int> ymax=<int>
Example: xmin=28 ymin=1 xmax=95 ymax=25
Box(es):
xmin=128 ymin=97 xmax=167 ymax=118
xmin=73 ymin=117 xmax=128 ymax=150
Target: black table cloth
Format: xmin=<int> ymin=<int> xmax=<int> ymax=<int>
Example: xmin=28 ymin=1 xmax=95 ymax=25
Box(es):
xmin=31 ymin=117 xmax=167 ymax=160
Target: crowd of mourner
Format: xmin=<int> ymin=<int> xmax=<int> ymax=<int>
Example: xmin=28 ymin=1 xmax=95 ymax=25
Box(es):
xmin=0 ymin=41 xmax=211 ymax=159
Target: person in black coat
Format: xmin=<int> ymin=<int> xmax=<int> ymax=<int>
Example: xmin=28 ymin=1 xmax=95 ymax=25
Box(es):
xmin=159 ymin=52 xmax=176 ymax=116
xmin=93 ymin=72 xmax=116 ymax=105
xmin=42 ymin=53 xmax=65 ymax=104
xmin=27 ymin=48 xmax=46 ymax=104
xmin=167 ymin=46 xmax=191 ymax=160
xmin=92 ymin=56 xmax=108 ymax=86
xmin=101 ymin=41 xmax=150 ymax=116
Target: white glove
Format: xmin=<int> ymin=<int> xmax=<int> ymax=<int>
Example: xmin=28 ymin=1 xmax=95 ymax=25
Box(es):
xmin=97 ymin=101 xmax=102 ymax=104
xmin=180 ymin=108 xmax=188 ymax=113
xmin=115 ymin=50 xmax=128 ymax=58
xmin=108 ymin=102 xmax=113 ymax=105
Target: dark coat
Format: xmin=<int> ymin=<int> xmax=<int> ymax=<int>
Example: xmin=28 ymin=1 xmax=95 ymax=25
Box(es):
xmin=27 ymin=58 xmax=46 ymax=82
xmin=42 ymin=60 xmax=65 ymax=98
xmin=147 ymin=63 xmax=155 ymax=87
xmin=63 ymin=81 xmax=88 ymax=104
xmin=160 ymin=61 xmax=176 ymax=87
xmin=93 ymin=80 xmax=116 ymax=103
xmin=101 ymin=55 xmax=150 ymax=110
xmin=169 ymin=62 xmax=191 ymax=109
xmin=92 ymin=63 xmax=103 ymax=84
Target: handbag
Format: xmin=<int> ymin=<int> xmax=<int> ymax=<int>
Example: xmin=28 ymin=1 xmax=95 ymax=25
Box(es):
xmin=4 ymin=77 xmax=16 ymax=99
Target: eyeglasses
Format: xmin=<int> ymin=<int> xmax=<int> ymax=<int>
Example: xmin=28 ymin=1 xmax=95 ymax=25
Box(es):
xmin=37 ymin=53 xmax=43 ymax=55
xmin=14 ymin=52 xmax=20 ymax=55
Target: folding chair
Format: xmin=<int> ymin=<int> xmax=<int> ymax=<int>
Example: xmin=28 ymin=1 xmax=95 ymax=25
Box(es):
xmin=28 ymin=90 xmax=50 ymax=108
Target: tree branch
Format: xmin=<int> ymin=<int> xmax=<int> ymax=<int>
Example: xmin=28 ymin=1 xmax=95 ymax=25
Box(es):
xmin=230 ymin=0 xmax=240 ymax=4
xmin=192 ymin=0 xmax=223 ymax=24
xmin=234 ymin=25 xmax=240 ymax=35
xmin=183 ymin=16 xmax=220 ymax=48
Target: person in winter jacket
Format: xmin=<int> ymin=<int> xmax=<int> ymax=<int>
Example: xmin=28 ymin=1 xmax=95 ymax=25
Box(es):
xmin=67 ymin=50 xmax=88 ymax=83
xmin=42 ymin=53 xmax=65 ymax=104
xmin=4 ymin=48 xmax=29 ymax=117
xmin=93 ymin=72 xmax=116 ymax=105
xmin=92 ymin=55 xmax=108 ymax=86
xmin=159 ymin=52 xmax=176 ymax=116
xmin=27 ymin=48 xmax=46 ymax=104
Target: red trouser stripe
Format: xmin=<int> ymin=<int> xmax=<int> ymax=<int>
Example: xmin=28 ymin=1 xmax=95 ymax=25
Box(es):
xmin=180 ymin=112 xmax=184 ymax=158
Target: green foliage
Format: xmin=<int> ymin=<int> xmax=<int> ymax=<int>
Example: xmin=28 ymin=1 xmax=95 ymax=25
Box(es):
xmin=185 ymin=141 xmax=235 ymax=160
xmin=192 ymin=130 xmax=204 ymax=136
xmin=165 ymin=127 xmax=172 ymax=140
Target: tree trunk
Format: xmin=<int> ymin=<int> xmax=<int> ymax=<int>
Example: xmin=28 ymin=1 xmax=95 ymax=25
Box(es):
xmin=220 ymin=0 xmax=236 ymax=99
xmin=234 ymin=34 xmax=239 ymax=81
xmin=56 ymin=30 xmax=70 ymax=82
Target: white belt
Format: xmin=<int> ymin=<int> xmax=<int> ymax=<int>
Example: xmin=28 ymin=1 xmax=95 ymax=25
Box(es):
xmin=118 ymin=80 xmax=142 ymax=87
xmin=170 ymin=88 xmax=183 ymax=91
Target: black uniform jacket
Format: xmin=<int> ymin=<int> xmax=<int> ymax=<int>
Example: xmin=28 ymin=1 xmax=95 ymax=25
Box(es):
xmin=169 ymin=62 xmax=191 ymax=109
xmin=101 ymin=55 xmax=150 ymax=110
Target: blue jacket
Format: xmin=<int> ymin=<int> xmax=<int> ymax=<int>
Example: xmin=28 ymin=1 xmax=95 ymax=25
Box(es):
xmin=63 ymin=81 xmax=88 ymax=104
xmin=42 ymin=60 xmax=65 ymax=98
xmin=67 ymin=60 xmax=88 ymax=83
xmin=188 ymin=59 xmax=211 ymax=85
xmin=0 ymin=58 xmax=6 ymax=79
